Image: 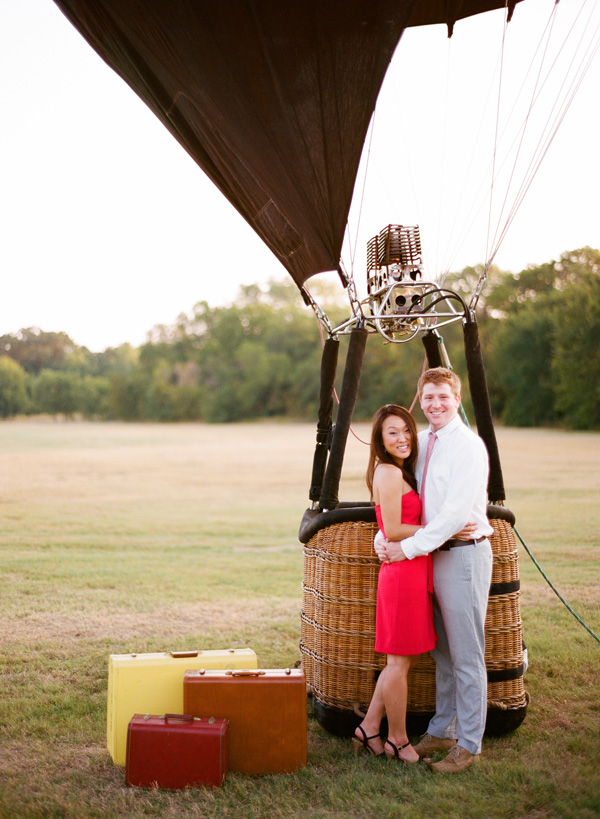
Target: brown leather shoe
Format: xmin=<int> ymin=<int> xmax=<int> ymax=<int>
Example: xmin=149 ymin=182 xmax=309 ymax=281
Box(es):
xmin=427 ymin=745 xmax=480 ymax=773
xmin=412 ymin=733 xmax=457 ymax=757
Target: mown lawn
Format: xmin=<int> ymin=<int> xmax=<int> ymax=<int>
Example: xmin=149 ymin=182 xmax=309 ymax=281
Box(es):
xmin=0 ymin=420 xmax=598 ymax=819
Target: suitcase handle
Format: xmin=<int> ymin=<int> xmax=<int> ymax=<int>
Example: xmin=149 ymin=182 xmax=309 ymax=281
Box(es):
xmin=169 ymin=651 xmax=199 ymax=658
xmin=225 ymin=670 xmax=266 ymax=677
xmin=163 ymin=713 xmax=196 ymax=721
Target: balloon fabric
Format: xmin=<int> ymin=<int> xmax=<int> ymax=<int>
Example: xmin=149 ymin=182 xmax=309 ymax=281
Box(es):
xmin=52 ymin=0 xmax=523 ymax=292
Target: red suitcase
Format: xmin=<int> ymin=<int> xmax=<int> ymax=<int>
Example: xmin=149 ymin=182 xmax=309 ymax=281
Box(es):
xmin=183 ymin=668 xmax=307 ymax=775
xmin=125 ymin=713 xmax=228 ymax=789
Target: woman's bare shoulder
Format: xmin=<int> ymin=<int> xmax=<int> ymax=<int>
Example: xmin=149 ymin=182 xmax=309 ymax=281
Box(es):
xmin=373 ymin=462 xmax=403 ymax=487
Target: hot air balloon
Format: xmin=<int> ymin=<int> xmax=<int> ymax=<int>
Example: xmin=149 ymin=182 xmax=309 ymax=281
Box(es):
xmin=51 ymin=0 xmax=548 ymax=738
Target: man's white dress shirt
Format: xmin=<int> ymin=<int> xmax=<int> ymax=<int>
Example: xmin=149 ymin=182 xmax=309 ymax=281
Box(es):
xmin=401 ymin=415 xmax=493 ymax=560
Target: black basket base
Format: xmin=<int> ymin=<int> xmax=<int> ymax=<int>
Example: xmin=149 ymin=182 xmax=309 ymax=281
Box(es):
xmin=312 ymin=697 xmax=527 ymax=740
xmin=311 ymin=698 xmax=433 ymax=739
xmin=484 ymin=703 xmax=528 ymax=736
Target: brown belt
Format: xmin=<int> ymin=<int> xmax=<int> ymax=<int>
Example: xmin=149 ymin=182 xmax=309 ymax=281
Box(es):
xmin=438 ymin=535 xmax=487 ymax=551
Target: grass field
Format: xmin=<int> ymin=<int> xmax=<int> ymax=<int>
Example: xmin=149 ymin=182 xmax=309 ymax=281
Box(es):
xmin=0 ymin=420 xmax=599 ymax=819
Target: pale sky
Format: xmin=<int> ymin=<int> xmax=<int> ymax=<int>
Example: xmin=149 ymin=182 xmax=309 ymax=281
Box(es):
xmin=2 ymin=0 xmax=599 ymax=352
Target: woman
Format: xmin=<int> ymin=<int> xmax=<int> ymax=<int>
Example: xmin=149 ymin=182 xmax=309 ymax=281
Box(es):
xmin=352 ymin=404 xmax=431 ymax=763
xmin=353 ymin=404 xmax=475 ymax=763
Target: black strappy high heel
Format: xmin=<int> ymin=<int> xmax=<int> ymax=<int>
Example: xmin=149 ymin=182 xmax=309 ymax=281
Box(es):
xmin=384 ymin=739 xmax=419 ymax=764
xmin=352 ymin=725 xmax=384 ymax=757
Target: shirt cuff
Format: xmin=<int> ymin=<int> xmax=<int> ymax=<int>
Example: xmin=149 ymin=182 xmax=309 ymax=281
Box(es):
xmin=400 ymin=536 xmax=419 ymax=560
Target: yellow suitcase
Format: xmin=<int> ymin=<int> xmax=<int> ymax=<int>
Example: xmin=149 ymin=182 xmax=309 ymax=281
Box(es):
xmin=107 ymin=648 xmax=257 ymax=764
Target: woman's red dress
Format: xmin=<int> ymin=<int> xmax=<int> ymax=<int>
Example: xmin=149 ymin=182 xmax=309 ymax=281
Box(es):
xmin=374 ymin=489 xmax=436 ymax=656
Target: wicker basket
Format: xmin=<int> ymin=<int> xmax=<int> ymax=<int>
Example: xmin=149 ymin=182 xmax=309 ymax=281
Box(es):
xmin=300 ymin=506 xmax=528 ymax=735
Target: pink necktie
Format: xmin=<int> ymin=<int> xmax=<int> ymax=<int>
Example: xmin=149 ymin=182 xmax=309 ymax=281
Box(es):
xmin=420 ymin=432 xmax=437 ymax=524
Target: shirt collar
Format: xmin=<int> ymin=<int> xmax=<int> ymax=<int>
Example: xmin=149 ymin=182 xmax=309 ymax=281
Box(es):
xmin=428 ymin=413 xmax=463 ymax=439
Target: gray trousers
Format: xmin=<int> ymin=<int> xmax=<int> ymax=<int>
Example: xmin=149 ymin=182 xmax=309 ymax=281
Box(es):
xmin=427 ymin=540 xmax=493 ymax=755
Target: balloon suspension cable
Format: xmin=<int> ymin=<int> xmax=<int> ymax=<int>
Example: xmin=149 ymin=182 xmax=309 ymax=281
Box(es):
xmin=435 ymin=36 xmax=453 ymax=278
xmin=486 ymin=1 xmax=557 ymax=267
xmin=301 ymin=286 xmax=334 ymax=338
xmin=469 ymin=262 xmax=491 ymax=314
xmin=341 ymin=260 xmax=366 ymax=324
xmin=471 ymin=1 xmax=538 ymax=312
xmin=513 ymin=526 xmax=600 ymax=645
xmin=436 ymin=33 xmax=504 ymax=287
xmin=484 ymin=4 xmax=509 ymax=269
xmin=484 ymin=0 xmax=600 ymax=275
xmin=346 ymin=112 xmax=377 ymax=275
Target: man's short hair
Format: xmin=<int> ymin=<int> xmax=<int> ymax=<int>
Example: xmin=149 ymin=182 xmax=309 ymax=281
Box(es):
xmin=417 ymin=367 xmax=461 ymax=398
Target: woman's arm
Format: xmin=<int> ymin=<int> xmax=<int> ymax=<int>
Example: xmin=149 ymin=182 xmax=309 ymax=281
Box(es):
xmin=373 ymin=463 xmax=423 ymax=542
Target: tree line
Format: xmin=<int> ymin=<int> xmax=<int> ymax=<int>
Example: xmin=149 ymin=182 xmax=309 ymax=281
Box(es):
xmin=1 ymin=247 xmax=598 ymax=429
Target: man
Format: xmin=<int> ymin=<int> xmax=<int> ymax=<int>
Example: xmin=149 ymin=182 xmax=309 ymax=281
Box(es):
xmin=374 ymin=367 xmax=493 ymax=773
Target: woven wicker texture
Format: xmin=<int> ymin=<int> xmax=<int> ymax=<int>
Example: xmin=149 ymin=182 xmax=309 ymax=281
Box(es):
xmin=300 ymin=516 xmax=527 ymax=713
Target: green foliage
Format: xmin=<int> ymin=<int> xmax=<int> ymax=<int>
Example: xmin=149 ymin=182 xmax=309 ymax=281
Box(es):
xmin=484 ymin=247 xmax=600 ymax=429
xmin=78 ymin=376 xmax=111 ymax=419
xmin=105 ymin=372 xmax=149 ymax=421
xmin=93 ymin=343 xmax=139 ymax=377
xmin=143 ymin=380 xmax=202 ymax=422
xmin=0 ymin=355 xmax=29 ymax=417
xmin=32 ymin=370 xmax=81 ymax=418
xmin=490 ymin=306 xmax=557 ymax=427
xmin=492 ymin=246 xmax=599 ymax=312
xmin=150 ymin=282 xmax=325 ymax=423
xmin=0 ymin=327 xmax=77 ymax=374
xmin=355 ymin=338 xmax=423 ymax=417
xmin=0 ymin=253 xmax=598 ymax=428
xmin=551 ymin=272 xmax=600 ymax=429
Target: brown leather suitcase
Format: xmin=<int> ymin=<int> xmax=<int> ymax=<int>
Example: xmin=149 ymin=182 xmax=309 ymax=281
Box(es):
xmin=126 ymin=713 xmax=228 ymax=789
xmin=183 ymin=668 xmax=307 ymax=774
